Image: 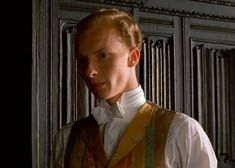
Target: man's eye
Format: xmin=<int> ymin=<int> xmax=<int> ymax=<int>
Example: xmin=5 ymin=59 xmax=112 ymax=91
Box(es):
xmin=100 ymin=53 xmax=109 ymax=58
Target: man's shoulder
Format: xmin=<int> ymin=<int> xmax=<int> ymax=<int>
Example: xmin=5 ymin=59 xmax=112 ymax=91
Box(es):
xmin=57 ymin=115 xmax=94 ymax=135
xmin=71 ymin=115 xmax=97 ymax=129
xmin=145 ymin=101 xmax=202 ymax=132
xmin=146 ymin=101 xmax=195 ymax=122
xmin=173 ymin=112 xmax=200 ymax=127
xmin=168 ymin=111 xmax=205 ymax=140
xmin=145 ymin=101 xmax=176 ymax=116
xmin=63 ymin=115 xmax=96 ymax=129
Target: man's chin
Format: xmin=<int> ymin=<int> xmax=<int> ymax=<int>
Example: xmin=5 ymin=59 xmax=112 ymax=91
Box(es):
xmin=92 ymin=92 xmax=108 ymax=100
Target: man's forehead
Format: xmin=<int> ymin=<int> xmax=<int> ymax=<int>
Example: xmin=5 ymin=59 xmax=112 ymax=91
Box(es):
xmin=78 ymin=20 xmax=115 ymax=33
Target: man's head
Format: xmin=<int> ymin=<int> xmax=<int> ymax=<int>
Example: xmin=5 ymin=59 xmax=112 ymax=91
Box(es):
xmin=76 ymin=8 xmax=143 ymax=52
xmin=75 ymin=9 xmax=143 ymax=104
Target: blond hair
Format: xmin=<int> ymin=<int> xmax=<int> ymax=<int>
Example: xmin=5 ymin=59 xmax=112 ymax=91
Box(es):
xmin=76 ymin=8 xmax=143 ymax=51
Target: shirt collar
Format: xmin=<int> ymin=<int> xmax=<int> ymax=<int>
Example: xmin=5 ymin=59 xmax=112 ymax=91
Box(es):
xmin=91 ymin=85 xmax=146 ymax=125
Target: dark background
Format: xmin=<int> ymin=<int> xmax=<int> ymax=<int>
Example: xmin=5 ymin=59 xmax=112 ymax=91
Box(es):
xmin=21 ymin=1 xmax=32 ymax=167
xmin=5 ymin=1 xmax=32 ymax=167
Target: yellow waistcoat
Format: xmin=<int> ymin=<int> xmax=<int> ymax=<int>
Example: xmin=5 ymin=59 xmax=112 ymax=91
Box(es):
xmin=64 ymin=102 xmax=176 ymax=168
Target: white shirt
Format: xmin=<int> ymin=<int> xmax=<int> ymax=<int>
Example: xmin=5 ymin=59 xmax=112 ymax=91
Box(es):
xmin=52 ymin=86 xmax=217 ymax=168
xmin=91 ymin=86 xmax=146 ymax=159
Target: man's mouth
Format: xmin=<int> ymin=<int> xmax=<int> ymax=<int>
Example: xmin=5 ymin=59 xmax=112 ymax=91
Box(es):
xmin=91 ymin=82 xmax=106 ymax=91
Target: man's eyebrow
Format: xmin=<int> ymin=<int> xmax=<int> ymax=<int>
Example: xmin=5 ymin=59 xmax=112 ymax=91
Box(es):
xmin=77 ymin=48 xmax=105 ymax=58
xmin=92 ymin=48 xmax=105 ymax=54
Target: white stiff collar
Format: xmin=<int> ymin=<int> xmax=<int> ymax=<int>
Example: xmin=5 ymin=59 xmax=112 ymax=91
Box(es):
xmin=91 ymin=85 xmax=146 ymax=125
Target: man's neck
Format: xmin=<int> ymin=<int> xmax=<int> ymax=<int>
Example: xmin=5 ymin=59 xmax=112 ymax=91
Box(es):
xmin=106 ymin=83 xmax=140 ymax=105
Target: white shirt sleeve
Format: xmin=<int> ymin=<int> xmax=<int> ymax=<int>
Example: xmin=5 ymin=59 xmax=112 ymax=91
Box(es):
xmin=165 ymin=112 xmax=218 ymax=168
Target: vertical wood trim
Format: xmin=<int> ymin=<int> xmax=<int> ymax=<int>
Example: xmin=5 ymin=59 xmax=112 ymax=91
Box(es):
xmin=159 ymin=41 xmax=163 ymax=106
xmin=163 ymin=40 xmax=167 ymax=108
xmin=216 ymin=51 xmax=221 ymax=155
xmin=156 ymin=44 xmax=160 ymax=105
xmin=221 ymin=52 xmax=228 ymax=154
xmin=148 ymin=40 xmax=152 ymax=100
xmin=151 ymin=41 xmax=155 ymax=102
xmin=167 ymin=43 xmax=172 ymax=110
xmin=173 ymin=16 xmax=183 ymax=112
xmin=32 ymin=0 xmax=53 ymax=167
xmin=208 ymin=49 xmax=216 ymax=150
xmin=196 ymin=45 xmax=203 ymax=124
xmin=215 ymin=50 xmax=230 ymax=155
xmin=191 ymin=43 xmax=195 ymax=119
xmin=183 ymin=17 xmax=192 ymax=116
xmin=142 ymin=39 xmax=148 ymax=98
xmin=227 ymin=49 xmax=235 ymax=160
xmin=59 ymin=21 xmax=64 ymax=128
xmin=66 ymin=29 xmax=73 ymax=122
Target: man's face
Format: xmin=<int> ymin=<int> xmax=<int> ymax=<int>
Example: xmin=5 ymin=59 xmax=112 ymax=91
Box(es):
xmin=76 ymin=24 xmax=137 ymax=104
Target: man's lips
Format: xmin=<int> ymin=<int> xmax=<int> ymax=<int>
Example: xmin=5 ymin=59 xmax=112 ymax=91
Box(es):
xmin=90 ymin=82 xmax=106 ymax=91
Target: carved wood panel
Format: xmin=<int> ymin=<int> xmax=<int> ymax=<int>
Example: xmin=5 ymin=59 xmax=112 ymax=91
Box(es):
xmin=191 ymin=43 xmax=235 ymax=160
xmin=140 ymin=37 xmax=174 ymax=110
xmin=184 ymin=16 xmax=235 ymax=163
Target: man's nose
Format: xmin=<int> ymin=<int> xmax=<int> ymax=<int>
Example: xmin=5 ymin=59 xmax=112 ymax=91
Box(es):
xmin=85 ymin=61 xmax=98 ymax=78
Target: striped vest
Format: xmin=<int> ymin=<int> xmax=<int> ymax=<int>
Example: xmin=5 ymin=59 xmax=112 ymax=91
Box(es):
xmin=64 ymin=102 xmax=176 ymax=168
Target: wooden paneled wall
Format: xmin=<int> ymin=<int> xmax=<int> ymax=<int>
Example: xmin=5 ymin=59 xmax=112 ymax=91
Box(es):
xmin=32 ymin=0 xmax=235 ymax=167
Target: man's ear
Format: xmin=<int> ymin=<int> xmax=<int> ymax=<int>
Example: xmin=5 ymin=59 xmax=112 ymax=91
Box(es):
xmin=128 ymin=48 xmax=141 ymax=67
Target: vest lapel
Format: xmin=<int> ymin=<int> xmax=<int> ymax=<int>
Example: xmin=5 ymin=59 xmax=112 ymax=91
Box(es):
xmin=108 ymin=102 xmax=157 ymax=167
xmin=80 ymin=116 xmax=107 ymax=166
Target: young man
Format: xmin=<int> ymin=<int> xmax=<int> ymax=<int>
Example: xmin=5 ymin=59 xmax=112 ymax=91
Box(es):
xmin=52 ymin=9 xmax=217 ymax=168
